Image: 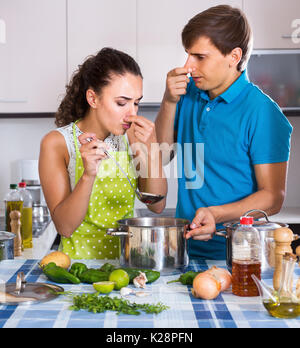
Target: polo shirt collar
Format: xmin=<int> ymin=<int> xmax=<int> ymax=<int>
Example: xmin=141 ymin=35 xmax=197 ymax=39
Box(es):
xmin=198 ymin=70 xmax=250 ymax=104
xmin=220 ymin=70 xmax=250 ymax=104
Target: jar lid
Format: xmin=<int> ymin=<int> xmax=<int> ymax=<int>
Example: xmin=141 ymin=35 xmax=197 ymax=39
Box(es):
xmin=10 ymin=184 xmax=17 ymax=189
xmin=240 ymin=216 xmax=254 ymax=225
xmin=18 ymin=182 xmax=26 ymax=188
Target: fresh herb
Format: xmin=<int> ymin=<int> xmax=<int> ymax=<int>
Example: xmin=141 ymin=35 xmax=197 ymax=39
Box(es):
xmin=69 ymin=292 xmax=169 ymax=315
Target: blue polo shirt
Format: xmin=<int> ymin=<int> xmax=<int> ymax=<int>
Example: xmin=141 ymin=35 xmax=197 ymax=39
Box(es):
xmin=174 ymin=70 xmax=293 ymax=260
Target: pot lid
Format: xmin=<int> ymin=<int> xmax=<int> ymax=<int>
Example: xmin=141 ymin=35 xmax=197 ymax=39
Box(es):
xmin=224 ymin=220 xmax=286 ymax=230
xmin=0 ymin=272 xmax=64 ymax=306
xmin=0 ymin=231 xmax=15 ymax=240
xmin=117 ymin=217 xmax=190 ymax=228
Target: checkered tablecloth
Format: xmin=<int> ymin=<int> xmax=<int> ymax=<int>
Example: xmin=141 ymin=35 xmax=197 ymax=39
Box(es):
xmin=0 ymin=259 xmax=300 ymax=328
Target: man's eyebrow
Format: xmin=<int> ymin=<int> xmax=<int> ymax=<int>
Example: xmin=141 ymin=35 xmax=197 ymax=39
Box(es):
xmin=185 ymin=49 xmax=208 ymax=56
xmin=190 ymin=52 xmax=208 ymax=57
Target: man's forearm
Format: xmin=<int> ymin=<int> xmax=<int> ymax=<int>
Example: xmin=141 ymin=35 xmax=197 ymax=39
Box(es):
xmin=155 ymin=98 xmax=177 ymax=145
xmin=209 ymin=189 xmax=285 ymax=224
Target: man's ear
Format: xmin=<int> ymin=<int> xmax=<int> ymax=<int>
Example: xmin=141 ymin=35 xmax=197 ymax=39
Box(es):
xmin=229 ymin=47 xmax=243 ymax=69
xmin=86 ymin=89 xmax=98 ymax=109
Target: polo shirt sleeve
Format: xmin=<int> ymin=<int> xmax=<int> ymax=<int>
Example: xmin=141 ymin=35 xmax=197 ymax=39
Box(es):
xmin=249 ymin=99 xmax=293 ymax=165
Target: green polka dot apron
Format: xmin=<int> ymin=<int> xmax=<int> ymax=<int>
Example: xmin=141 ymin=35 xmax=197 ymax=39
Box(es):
xmin=60 ymin=122 xmax=137 ymax=259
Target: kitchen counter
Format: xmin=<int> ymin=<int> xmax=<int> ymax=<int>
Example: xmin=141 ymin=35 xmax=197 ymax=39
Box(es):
xmin=271 ymin=207 xmax=300 ymax=224
xmin=0 ymin=215 xmax=57 ymax=260
xmin=0 ymin=259 xmax=300 ymax=328
xmin=14 ymin=221 xmax=57 ymax=260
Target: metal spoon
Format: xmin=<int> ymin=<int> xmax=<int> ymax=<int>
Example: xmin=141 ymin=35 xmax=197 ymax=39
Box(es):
xmin=85 ymin=137 xmax=165 ymax=205
xmin=104 ymin=150 xmax=165 ymax=205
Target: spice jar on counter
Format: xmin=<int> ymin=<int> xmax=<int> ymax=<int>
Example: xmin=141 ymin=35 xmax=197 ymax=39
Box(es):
xmin=232 ymin=216 xmax=261 ymax=297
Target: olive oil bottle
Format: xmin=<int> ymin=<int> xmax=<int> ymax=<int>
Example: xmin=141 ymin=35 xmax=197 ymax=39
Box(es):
xmin=4 ymin=184 xmax=23 ymax=232
xmin=18 ymin=182 xmax=33 ymax=249
xmin=263 ymin=300 xmax=300 ymax=319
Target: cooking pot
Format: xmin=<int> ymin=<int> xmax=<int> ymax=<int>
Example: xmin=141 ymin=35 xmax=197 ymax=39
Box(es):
xmin=0 ymin=231 xmax=15 ymax=260
xmin=215 ymin=209 xmax=296 ymax=272
xmin=106 ymin=217 xmax=190 ymax=275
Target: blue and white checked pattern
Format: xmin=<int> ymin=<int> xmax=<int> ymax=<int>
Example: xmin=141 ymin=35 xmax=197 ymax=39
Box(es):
xmin=0 ymin=259 xmax=300 ymax=328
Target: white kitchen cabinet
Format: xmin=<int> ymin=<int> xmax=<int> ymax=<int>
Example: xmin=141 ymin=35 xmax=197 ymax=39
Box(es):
xmin=244 ymin=0 xmax=300 ymax=49
xmin=67 ymin=0 xmax=137 ymax=81
xmin=137 ymin=0 xmax=243 ymax=103
xmin=0 ymin=0 xmax=67 ymax=113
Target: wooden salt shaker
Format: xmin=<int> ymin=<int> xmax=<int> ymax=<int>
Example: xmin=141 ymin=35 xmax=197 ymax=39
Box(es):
xmin=273 ymin=227 xmax=294 ymax=291
xmin=296 ymin=246 xmax=300 ymax=263
xmin=10 ymin=210 xmax=22 ymax=257
xmin=296 ymin=247 xmax=300 ymax=299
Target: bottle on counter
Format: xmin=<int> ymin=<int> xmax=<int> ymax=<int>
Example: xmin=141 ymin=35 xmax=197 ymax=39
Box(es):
xmin=18 ymin=182 xmax=33 ymax=249
xmin=4 ymin=184 xmax=23 ymax=233
xmin=232 ymin=216 xmax=261 ymax=297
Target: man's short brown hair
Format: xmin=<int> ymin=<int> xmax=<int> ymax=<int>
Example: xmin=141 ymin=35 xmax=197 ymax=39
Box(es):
xmin=182 ymin=5 xmax=253 ymax=72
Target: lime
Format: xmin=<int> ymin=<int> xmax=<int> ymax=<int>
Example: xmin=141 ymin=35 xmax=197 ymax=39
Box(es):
xmin=109 ymin=269 xmax=129 ymax=290
xmin=93 ymin=281 xmax=115 ymax=294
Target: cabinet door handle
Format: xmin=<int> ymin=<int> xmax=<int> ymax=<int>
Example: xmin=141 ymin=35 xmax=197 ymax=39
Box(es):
xmin=0 ymin=99 xmax=27 ymax=103
xmin=282 ymin=35 xmax=300 ymax=39
xmin=0 ymin=18 xmax=5 ymax=44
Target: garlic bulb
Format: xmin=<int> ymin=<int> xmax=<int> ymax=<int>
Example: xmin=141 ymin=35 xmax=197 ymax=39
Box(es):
xmin=133 ymin=272 xmax=148 ymax=289
xmin=120 ymin=287 xmax=134 ymax=297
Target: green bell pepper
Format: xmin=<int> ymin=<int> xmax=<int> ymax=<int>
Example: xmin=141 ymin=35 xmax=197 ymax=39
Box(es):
xmin=78 ymin=269 xmax=109 ymax=284
xmin=42 ymin=262 xmax=81 ymax=284
xmin=99 ymin=263 xmax=116 ymax=274
xmin=69 ymin=262 xmax=88 ymax=278
xmin=167 ymin=271 xmax=202 ymax=285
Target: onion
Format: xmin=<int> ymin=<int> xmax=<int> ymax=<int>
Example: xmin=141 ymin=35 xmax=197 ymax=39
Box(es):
xmin=192 ymin=273 xmax=221 ymax=300
xmin=206 ymin=266 xmax=232 ymax=292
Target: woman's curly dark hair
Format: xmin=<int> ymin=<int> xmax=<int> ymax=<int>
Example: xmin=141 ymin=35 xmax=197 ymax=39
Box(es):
xmin=55 ymin=47 xmax=143 ymax=127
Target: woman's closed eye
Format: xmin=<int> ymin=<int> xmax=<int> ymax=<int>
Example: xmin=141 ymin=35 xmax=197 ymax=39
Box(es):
xmin=117 ymin=101 xmax=140 ymax=107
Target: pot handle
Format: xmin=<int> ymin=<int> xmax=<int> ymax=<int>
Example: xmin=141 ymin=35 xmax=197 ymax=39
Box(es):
xmin=244 ymin=209 xmax=269 ymax=222
xmin=106 ymin=228 xmax=133 ymax=238
xmin=215 ymin=229 xmax=228 ymax=239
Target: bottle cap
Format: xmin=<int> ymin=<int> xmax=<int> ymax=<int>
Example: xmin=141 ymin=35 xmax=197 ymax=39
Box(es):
xmin=10 ymin=184 xmax=17 ymax=190
xmin=240 ymin=216 xmax=254 ymax=225
xmin=18 ymin=182 xmax=26 ymax=188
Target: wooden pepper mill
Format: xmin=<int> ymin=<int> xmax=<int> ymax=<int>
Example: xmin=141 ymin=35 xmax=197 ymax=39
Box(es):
xmin=10 ymin=210 xmax=22 ymax=257
xmin=273 ymin=227 xmax=294 ymax=291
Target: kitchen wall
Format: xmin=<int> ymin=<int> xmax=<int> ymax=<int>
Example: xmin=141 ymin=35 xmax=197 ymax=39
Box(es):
xmin=0 ymin=112 xmax=299 ymax=215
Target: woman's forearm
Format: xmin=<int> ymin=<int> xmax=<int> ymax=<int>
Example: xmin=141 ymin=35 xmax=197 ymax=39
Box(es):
xmin=52 ymin=174 xmax=95 ymax=238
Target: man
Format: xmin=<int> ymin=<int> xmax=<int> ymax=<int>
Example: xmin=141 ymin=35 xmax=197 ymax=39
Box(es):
xmin=155 ymin=5 xmax=293 ymax=260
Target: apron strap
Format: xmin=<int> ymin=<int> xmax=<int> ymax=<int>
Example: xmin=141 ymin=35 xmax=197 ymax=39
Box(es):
xmin=72 ymin=121 xmax=81 ymax=157
xmin=72 ymin=121 xmax=82 ymax=184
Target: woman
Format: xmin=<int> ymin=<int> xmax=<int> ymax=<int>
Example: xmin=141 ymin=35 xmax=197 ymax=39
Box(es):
xmin=39 ymin=48 xmax=167 ymax=260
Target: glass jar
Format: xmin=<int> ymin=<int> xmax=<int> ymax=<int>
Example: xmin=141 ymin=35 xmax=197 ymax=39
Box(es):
xmin=232 ymin=216 xmax=261 ymax=297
